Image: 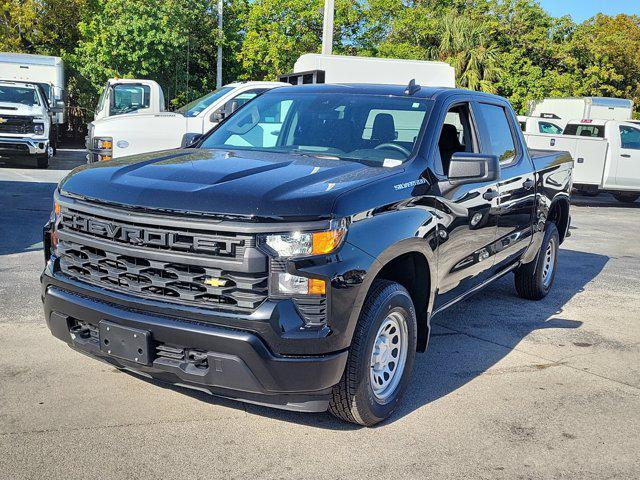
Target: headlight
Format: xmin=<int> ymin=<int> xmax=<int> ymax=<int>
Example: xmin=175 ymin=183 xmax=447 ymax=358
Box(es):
xmin=94 ymin=137 xmax=113 ymax=150
xmin=261 ymin=224 xmax=346 ymax=296
xmin=263 ymin=227 xmax=346 ymax=258
xmin=34 ymin=123 xmax=45 ymax=135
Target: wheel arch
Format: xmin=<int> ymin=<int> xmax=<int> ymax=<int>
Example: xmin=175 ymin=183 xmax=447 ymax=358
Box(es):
xmin=346 ymin=239 xmax=436 ymax=353
xmin=548 ymin=196 xmax=570 ymax=243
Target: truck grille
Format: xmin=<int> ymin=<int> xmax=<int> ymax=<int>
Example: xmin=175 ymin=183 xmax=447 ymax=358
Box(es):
xmin=0 ymin=115 xmax=35 ymax=134
xmin=56 ymin=203 xmax=269 ymax=312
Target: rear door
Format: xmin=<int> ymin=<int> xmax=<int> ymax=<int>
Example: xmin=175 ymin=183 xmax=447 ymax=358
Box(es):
xmin=616 ymin=124 xmax=640 ymax=189
xmin=475 ymin=101 xmax=537 ymax=272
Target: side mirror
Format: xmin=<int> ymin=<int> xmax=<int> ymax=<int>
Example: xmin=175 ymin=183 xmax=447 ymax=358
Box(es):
xmin=181 ymin=132 xmax=203 ymax=148
xmin=210 ymin=109 xmax=226 ymax=122
xmin=448 ymin=153 xmax=500 ymax=185
xmin=51 ymin=100 xmax=65 ymax=114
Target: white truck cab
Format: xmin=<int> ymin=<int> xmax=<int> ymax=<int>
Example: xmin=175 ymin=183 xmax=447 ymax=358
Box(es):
xmin=518 ymin=115 xmax=564 ymax=134
xmin=87 ymin=81 xmax=286 ymax=161
xmin=0 ymin=80 xmax=60 ymax=168
xmin=94 ymin=78 xmax=165 ymax=120
xmin=524 ymin=119 xmax=640 ymax=203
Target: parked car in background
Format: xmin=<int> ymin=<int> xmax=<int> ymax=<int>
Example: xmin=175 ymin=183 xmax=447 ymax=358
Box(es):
xmin=43 ymin=82 xmax=573 ymax=425
xmin=93 ymin=78 xmax=165 ymax=121
xmin=525 ymin=119 xmax=640 ymax=203
xmin=0 ymin=80 xmax=62 ymax=168
xmin=85 ymin=81 xmax=287 ymax=162
xmin=527 ymin=97 xmax=634 ymax=129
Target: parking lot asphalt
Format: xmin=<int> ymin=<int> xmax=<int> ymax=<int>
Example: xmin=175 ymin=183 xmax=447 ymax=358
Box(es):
xmin=0 ymin=150 xmax=638 ymax=479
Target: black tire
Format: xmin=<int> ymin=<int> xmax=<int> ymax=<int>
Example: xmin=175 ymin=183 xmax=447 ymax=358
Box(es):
xmin=514 ymin=222 xmax=559 ymax=300
xmin=36 ymin=155 xmax=49 ymax=169
xmin=613 ymin=193 xmax=639 ymax=204
xmin=328 ymin=280 xmax=417 ymax=426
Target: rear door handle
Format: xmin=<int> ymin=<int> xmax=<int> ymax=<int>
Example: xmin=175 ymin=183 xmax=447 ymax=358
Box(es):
xmin=621 ymin=154 xmax=631 ymax=158
xmin=523 ymin=179 xmax=535 ymax=190
xmin=483 ymin=189 xmax=499 ymax=201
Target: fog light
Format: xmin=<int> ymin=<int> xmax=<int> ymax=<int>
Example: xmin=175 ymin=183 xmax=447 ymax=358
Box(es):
xmin=274 ymin=273 xmax=326 ymax=295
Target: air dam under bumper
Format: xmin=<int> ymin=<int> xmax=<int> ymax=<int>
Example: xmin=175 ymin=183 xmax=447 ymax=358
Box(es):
xmin=43 ymin=286 xmax=348 ymax=412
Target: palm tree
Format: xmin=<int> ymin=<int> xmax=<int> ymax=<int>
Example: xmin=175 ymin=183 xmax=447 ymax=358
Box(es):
xmin=433 ymin=14 xmax=502 ymax=93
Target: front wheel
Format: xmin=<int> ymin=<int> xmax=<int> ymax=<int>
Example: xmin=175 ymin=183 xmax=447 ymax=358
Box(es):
xmin=329 ymin=280 xmax=417 ymax=426
xmin=613 ymin=193 xmax=639 ymax=204
xmin=35 ymin=155 xmax=49 ymax=169
xmin=514 ymin=223 xmax=559 ymax=300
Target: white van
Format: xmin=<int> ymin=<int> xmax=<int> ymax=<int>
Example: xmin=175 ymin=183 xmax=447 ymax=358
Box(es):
xmin=524 ymin=119 xmax=640 ymax=203
xmin=525 ymin=97 xmax=633 ymax=130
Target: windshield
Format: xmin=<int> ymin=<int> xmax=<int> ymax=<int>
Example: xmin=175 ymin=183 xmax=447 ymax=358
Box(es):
xmin=0 ymin=86 xmax=40 ymax=106
xmin=111 ymin=84 xmax=151 ymax=115
xmin=200 ymin=91 xmax=432 ymax=165
xmin=177 ymin=87 xmax=234 ymax=117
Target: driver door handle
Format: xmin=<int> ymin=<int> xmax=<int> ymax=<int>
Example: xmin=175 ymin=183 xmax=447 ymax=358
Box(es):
xmin=523 ymin=179 xmax=535 ymax=190
xmin=621 ymin=154 xmax=631 ymax=158
xmin=483 ymin=189 xmax=499 ymax=201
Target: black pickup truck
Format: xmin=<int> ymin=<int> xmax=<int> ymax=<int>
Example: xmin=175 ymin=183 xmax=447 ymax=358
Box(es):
xmin=42 ymin=84 xmax=572 ymax=426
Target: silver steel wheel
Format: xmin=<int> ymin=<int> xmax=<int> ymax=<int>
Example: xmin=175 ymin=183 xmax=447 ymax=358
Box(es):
xmin=542 ymin=236 xmax=556 ymax=288
xmin=369 ymin=311 xmax=408 ymax=401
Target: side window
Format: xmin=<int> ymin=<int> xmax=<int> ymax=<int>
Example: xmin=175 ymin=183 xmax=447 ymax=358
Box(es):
xmin=221 ymin=89 xmax=266 ymax=115
xmin=476 ymin=103 xmax=517 ymax=165
xmin=539 ymin=121 xmax=563 ymax=134
xmin=436 ymin=103 xmax=477 ymax=176
xmin=620 ymin=125 xmax=640 ymax=150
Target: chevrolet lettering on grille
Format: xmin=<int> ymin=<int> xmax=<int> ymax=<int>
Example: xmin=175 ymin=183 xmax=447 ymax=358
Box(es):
xmin=61 ymin=212 xmax=223 ymax=254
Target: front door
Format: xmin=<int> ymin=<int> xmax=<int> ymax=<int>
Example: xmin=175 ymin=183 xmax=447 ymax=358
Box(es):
xmin=433 ymin=101 xmax=500 ymax=310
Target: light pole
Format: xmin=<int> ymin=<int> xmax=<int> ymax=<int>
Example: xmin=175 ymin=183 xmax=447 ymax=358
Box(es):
xmin=216 ymin=0 xmax=223 ymax=88
xmin=322 ymin=0 xmax=334 ymax=55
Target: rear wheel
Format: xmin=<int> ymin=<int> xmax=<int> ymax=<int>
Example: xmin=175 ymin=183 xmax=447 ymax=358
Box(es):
xmin=328 ymin=280 xmax=417 ymax=426
xmin=514 ymin=223 xmax=559 ymax=300
xmin=613 ymin=193 xmax=639 ymax=204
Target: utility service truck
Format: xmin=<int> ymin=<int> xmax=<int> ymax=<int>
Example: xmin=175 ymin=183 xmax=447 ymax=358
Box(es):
xmin=525 ymin=119 xmax=640 ymax=203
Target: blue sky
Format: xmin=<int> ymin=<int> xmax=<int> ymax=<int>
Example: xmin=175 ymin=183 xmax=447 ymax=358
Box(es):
xmin=538 ymin=0 xmax=638 ymax=23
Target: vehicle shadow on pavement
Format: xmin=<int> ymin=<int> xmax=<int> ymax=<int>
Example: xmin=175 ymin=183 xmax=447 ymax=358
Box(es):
xmin=133 ymin=248 xmax=608 ymax=430
xmin=572 ymin=193 xmax=639 ymax=208
xmin=0 ymin=180 xmax=58 ymax=256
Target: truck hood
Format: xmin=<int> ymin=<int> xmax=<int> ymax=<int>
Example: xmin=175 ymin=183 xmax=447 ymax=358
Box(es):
xmin=0 ymin=102 xmax=45 ymax=117
xmin=59 ymin=148 xmax=398 ymax=220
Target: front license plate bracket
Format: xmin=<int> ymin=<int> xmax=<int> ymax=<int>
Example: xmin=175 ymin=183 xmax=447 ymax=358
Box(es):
xmin=99 ymin=320 xmax=151 ymax=365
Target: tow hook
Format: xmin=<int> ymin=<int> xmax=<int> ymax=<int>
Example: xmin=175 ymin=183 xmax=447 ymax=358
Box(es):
xmin=69 ymin=324 xmax=91 ymax=339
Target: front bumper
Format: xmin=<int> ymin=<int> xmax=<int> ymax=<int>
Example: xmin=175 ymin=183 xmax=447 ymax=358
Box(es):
xmin=0 ymin=136 xmax=49 ymax=157
xmin=42 ymin=273 xmax=348 ymax=412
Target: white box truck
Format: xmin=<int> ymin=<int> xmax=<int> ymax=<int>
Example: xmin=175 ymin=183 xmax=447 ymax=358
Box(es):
xmin=524 ymin=119 xmax=640 ymax=203
xmin=0 ymin=52 xmax=66 ymax=124
xmin=279 ymin=54 xmax=456 ymax=88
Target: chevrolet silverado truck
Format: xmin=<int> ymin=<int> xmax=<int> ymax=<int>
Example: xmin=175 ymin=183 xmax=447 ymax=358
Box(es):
xmin=0 ymin=80 xmax=61 ymax=168
xmin=42 ymin=84 xmax=573 ymax=426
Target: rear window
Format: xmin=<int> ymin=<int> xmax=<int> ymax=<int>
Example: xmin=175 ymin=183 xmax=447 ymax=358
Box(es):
xmin=564 ymin=124 xmax=605 ymax=138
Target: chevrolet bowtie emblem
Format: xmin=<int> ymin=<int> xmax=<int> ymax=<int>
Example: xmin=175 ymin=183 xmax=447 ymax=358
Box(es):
xmin=203 ymin=277 xmax=228 ymax=287
xmin=0 ymin=118 xmax=7 ymax=124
